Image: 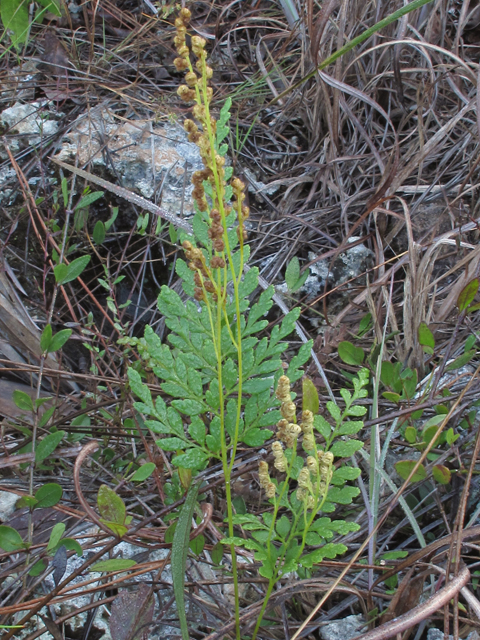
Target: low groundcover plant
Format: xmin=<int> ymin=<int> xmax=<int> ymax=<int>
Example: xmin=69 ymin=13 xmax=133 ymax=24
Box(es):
xmin=123 ymin=8 xmax=368 ymax=638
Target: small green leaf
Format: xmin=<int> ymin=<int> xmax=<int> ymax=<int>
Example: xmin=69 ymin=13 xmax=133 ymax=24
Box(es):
xmin=338 ymin=341 xmax=364 ymax=366
xmin=276 ymin=515 xmax=291 ymax=538
xmin=93 ymin=221 xmax=106 ymax=244
xmin=60 ymin=538 xmax=83 ymax=556
xmin=302 ymin=377 xmax=319 ymax=415
xmin=89 ymin=559 xmax=136 ymax=572
xmin=232 ymin=496 xmax=246 ymax=515
xmin=0 ymin=525 xmax=24 ymax=551
xmin=445 ymin=350 xmax=476 ymax=372
xmin=54 ymin=263 xmax=68 ymax=284
xmin=35 ymin=431 xmax=65 ymax=463
xmin=458 ymin=278 xmax=479 ymax=311
xmin=404 ymin=426 xmax=417 ymax=444
xmin=34 ymin=483 xmax=63 ymax=508
xmin=105 ymin=207 xmax=118 ymax=231
xmin=418 ymin=322 xmax=435 ymax=354
xmin=101 ymin=521 xmax=128 ymax=537
xmin=211 ymin=541 xmax=223 ymax=565
xmin=172 ymin=448 xmax=209 ymax=470
xmin=37 ymin=0 xmax=61 ymax=16
xmin=16 ymin=496 xmax=38 ymax=509
xmin=285 ymin=257 xmax=300 ymax=291
xmin=47 ymin=523 xmax=66 ymax=551
xmin=357 ymin=313 xmax=372 ymax=337
xmin=330 ymin=440 xmax=363 ymax=457
xmin=13 ymin=390 xmax=34 ymax=412
xmin=189 ymin=533 xmax=205 ymax=555
xmin=432 ymin=464 xmax=451 ymax=484
xmin=382 ymin=391 xmax=401 ymax=403
xmin=62 ymin=255 xmax=91 ymax=285
xmin=40 ymin=324 xmax=53 ymax=352
xmin=382 ymin=550 xmax=409 ymax=560
xmin=29 ymin=559 xmax=46 ymax=576
xmin=97 ymin=485 xmax=126 ymax=525
xmin=48 ymin=329 xmax=72 ymax=353
xmin=75 ymin=191 xmax=104 ymax=210
xmin=446 ymin=428 xmax=459 ymax=446
xmin=131 ymin=463 xmax=156 ymax=482
xmin=395 ymin=460 xmax=426 ymax=483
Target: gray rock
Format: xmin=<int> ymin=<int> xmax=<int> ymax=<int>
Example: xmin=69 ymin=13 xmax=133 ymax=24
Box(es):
xmin=302 ymin=239 xmax=374 ymax=302
xmin=427 ymin=630 xmax=453 ymax=640
xmin=1 ymin=101 xmax=60 ymax=156
xmin=0 ymin=490 xmax=18 ymax=521
xmin=319 ymin=614 xmax=366 ymax=640
xmin=54 ymin=111 xmax=204 ymax=218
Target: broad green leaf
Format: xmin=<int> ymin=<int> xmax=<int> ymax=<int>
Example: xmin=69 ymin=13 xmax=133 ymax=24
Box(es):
xmin=75 ymin=191 xmax=104 ymax=210
xmin=37 ymin=0 xmax=61 ymax=15
xmin=382 ymin=391 xmax=401 ymax=403
xmin=131 ymin=463 xmax=156 ymax=482
xmin=338 ymin=341 xmax=364 ymax=366
xmin=418 ymin=322 xmax=435 ymax=354
xmin=188 ymin=416 xmax=206 ymax=446
xmin=40 ymin=324 xmax=53 ymax=352
xmin=1 ymin=0 xmax=29 ymax=48
xmin=97 ymin=485 xmax=126 ymax=525
xmin=243 ymin=377 xmax=274 ymax=394
xmin=404 ymin=426 xmax=417 ymax=444
xmin=35 ymin=431 xmax=65 ymax=463
xmin=314 ymin=415 xmax=332 ymax=439
xmin=29 ymin=559 xmax=46 ymax=576
xmin=105 ymin=207 xmax=119 ymax=231
xmin=432 ymin=465 xmax=451 ymax=484
xmin=93 ymin=221 xmax=106 ymax=244
xmin=128 ymin=369 xmax=153 ymax=407
xmin=357 ymin=313 xmax=372 ymax=337
xmin=285 ymin=257 xmax=300 ymax=290
xmin=172 ymin=482 xmax=200 ymax=640
xmin=189 ymin=533 xmax=205 ymax=555
xmin=48 ymin=329 xmax=72 ymax=353
xmin=380 ymin=361 xmax=395 ymax=387
xmin=382 ymin=550 xmax=409 ymax=560
xmin=395 ymin=460 xmax=426 ymax=482
xmin=47 ymin=523 xmax=65 ymax=551
xmin=61 ymin=538 xmax=83 ymax=556
xmin=211 ymin=541 xmax=223 ymax=565
xmin=458 ymin=278 xmax=479 ymax=311
xmin=157 ymin=437 xmax=189 ymax=451
xmin=0 ymin=525 xmax=24 ymax=551
xmin=172 ymin=448 xmax=209 ymax=469
xmin=62 ymin=255 xmax=91 ymax=285
xmin=276 ymin=515 xmax=291 ymax=538
xmin=54 ymin=263 xmax=68 ymax=284
xmin=327 ymin=486 xmax=360 ymax=504
xmin=242 ymin=427 xmax=271 ymax=447
xmin=101 ymin=521 xmax=128 ymax=537
xmin=35 ymin=483 xmax=63 ymax=508
xmin=16 ymin=496 xmax=38 ymax=509
xmin=302 ymin=377 xmax=319 ymax=415
xmin=13 ymin=389 xmax=33 ymax=412
xmin=445 ymin=350 xmax=475 ymax=372
xmin=330 ymin=440 xmax=363 ymax=457
xmin=89 ymin=559 xmax=136 ymax=572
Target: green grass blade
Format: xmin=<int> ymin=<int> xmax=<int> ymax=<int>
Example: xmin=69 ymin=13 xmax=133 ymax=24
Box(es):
xmin=171 ymin=482 xmax=200 ymax=640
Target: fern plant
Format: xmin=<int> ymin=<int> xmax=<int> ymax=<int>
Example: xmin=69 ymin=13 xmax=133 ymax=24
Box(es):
xmin=122 ymin=8 xmax=366 ymax=638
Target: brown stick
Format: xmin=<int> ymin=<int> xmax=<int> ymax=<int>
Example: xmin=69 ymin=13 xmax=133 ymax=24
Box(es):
xmin=350 ymin=565 xmax=470 ymax=640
